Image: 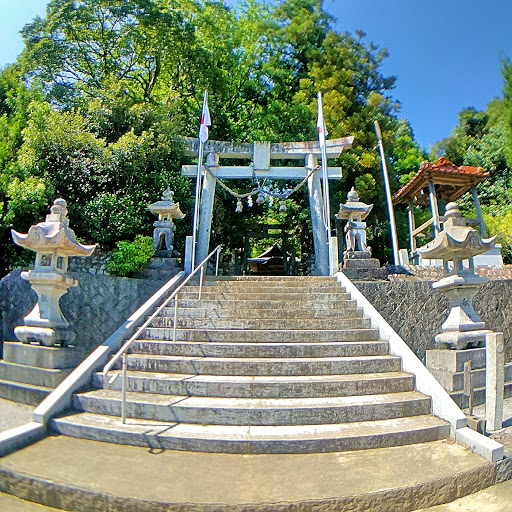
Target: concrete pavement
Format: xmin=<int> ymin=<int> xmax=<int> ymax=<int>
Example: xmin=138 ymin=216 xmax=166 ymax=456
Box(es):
xmin=0 ymin=397 xmax=512 ymax=510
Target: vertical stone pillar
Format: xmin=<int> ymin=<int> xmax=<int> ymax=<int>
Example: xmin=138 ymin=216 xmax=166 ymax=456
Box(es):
xmin=195 ymin=153 xmax=218 ymax=266
xmin=486 ymin=332 xmax=504 ymax=432
xmin=307 ymin=154 xmax=329 ymax=276
xmin=184 ymin=236 xmax=193 ymax=274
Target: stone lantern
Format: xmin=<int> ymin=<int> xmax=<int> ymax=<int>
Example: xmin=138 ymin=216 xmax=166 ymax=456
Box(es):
xmin=148 ymin=189 xmax=185 ymax=257
xmin=336 ymin=188 xmax=383 ymax=278
xmin=11 ymin=198 xmax=96 ymax=347
xmin=418 ymin=202 xmax=497 ymax=350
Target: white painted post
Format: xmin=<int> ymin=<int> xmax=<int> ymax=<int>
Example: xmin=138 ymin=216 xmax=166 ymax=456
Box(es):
xmin=374 ymin=121 xmax=399 ymax=265
xmin=428 ymin=180 xmax=441 ymax=237
xmin=486 ymin=332 xmax=504 ymax=432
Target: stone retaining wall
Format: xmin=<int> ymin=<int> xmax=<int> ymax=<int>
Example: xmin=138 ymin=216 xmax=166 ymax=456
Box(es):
xmin=354 ymin=277 xmax=512 ymax=363
xmin=67 ymin=251 xmax=112 ymax=275
xmin=0 ymin=269 xmax=169 ymax=356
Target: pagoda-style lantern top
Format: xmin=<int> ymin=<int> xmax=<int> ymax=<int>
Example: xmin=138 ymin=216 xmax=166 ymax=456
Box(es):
xmin=418 ymin=202 xmax=496 ymax=262
xmin=148 ymin=189 xmax=185 ymax=222
xmin=336 ymin=188 xmax=373 ymax=221
xmin=12 ymin=198 xmax=95 ymax=273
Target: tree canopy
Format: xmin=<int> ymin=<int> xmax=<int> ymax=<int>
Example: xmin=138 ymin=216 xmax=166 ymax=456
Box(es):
xmin=5 ymin=0 xmax=509 ymax=274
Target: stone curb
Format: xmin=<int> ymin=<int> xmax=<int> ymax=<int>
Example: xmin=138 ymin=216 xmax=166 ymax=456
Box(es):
xmin=0 ymin=422 xmax=46 ymax=458
xmin=0 ymin=457 xmax=511 ymax=512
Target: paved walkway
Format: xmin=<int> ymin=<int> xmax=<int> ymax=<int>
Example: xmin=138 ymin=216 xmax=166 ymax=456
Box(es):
xmin=0 ymin=397 xmax=512 ymax=510
xmin=0 ymin=397 xmax=33 ymax=433
xmin=0 ymin=436 xmax=493 ymax=510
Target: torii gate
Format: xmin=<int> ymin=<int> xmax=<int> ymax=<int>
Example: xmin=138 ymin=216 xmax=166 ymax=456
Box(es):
xmin=181 ymin=136 xmax=354 ymax=275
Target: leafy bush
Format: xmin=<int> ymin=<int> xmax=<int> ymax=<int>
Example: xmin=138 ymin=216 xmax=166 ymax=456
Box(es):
xmin=107 ymin=235 xmax=154 ymax=277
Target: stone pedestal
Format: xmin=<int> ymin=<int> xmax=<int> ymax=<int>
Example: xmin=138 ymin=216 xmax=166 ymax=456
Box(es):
xmin=433 ymin=273 xmax=491 ymax=350
xmin=14 ymin=271 xmax=78 ymax=347
xmin=342 ymin=254 xmax=387 ymax=280
xmin=140 ymin=256 xmax=180 ymax=280
xmin=426 ymin=347 xmax=512 ymax=409
xmin=0 ymin=341 xmax=87 ymax=405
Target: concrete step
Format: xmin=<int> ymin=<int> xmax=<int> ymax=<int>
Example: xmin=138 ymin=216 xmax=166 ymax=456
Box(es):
xmin=174 ymin=297 xmax=355 ymax=310
xmin=0 ymin=361 xmax=72 ymax=388
xmin=0 ymin=435 xmax=496 ymax=511
xmin=129 ymin=340 xmax=389 ymax=358
xmin=177 ymin=291 xmax=350 ymax=301
xmin=95 ymin=370 xmax=416 ymax=398
xmin=164 ymin=303 xmax=360 ymax=319
xmin=125 ymin=354 xmax=402 ymax=376
xmin=73 ymin=389 xmax=432 ymax=425
xmin=183 ymin=278 xmax=343 ymax=291
xmin=149 ymin=316 xmax=370 ymax=330
xmin=51 ymin=412 xmax=450 ymax=453
xmin=143 ymin=328 xmax=380 ymax=342
xmin=0 ymin=378 xmax=51 ymax=406
xmin=204 ymin=275 xmax=336 ymax=282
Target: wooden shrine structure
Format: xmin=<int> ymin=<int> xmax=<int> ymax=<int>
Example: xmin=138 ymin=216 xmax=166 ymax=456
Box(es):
xmin=393 ymin=157 xmax=490 ymax=262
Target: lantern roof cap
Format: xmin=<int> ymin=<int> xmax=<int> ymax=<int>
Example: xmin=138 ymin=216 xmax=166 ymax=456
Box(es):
xmin=11 ymin=198 xmax=96 ymax=257
xmin=148 ymin=189 xmax=185 ymax=219
xmin=336 ymin=188 xmax=373 ymax=220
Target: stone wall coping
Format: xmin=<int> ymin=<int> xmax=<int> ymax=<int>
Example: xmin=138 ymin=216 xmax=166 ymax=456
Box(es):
xmin=32 ymin=272 xmax=186 ymax=425
xmin=335 ymin=271 xmax=504 ymax=462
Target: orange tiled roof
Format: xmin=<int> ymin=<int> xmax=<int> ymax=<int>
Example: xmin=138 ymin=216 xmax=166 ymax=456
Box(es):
xmin=393 ymin=157 xmax=489 ymax=205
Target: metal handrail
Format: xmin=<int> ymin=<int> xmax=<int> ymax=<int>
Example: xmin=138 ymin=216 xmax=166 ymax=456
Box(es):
xmin=102 ymin=244 xmax=222 ymax=423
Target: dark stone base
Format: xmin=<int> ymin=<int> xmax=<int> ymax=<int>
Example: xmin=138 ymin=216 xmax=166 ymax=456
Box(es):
xmin=341 ymin=257 xmax=387 ymax=280
xmin=343 ymin=258 xmax=381 ymax=270
xmin=140 ymin=257 xmax=181 ymax=279
xmin=344 ymin=250 xmax=372 ymax=260
xmin=341 ymin=267 xmax=389 ymax=281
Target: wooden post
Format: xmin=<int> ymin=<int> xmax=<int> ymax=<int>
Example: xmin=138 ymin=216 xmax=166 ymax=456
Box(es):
xmin=464 ymin=360 xmax=474 ymax=416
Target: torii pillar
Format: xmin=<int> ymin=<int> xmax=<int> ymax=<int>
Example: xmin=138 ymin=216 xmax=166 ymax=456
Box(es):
xmin=181 ymin=137 xmax=354 ymax=275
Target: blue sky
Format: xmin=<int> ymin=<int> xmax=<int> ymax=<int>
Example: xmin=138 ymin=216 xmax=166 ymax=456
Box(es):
xmin=1 ymin=0 xmax=511 ymax=151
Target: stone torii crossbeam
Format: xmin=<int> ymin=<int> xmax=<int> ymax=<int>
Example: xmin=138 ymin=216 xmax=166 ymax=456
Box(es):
xmin=181 ymin=136 xmax=354 ymax=275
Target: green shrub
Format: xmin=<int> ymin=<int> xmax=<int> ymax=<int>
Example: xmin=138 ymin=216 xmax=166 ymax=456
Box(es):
xmin=107 ymin=235 xmax=154 ymax=277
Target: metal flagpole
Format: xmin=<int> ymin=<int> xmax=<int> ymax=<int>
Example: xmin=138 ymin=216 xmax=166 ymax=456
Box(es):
xmin=191 ymin=91 xmax=210 ymax=270
xmin=374 ymin=120 xmax=399 ymax=265
xmin=317 ymin=92 xmax=332 ymax=274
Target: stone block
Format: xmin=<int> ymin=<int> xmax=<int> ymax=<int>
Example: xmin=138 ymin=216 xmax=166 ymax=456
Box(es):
xmin=343 ymin=257 xmax=380 ymax=269
xmin=3 ymin=342 xmax=87 ymax=369
xmin=426 ymin=348 xmax=486 ymax=373
xmin=0 ymin=361 xmax=72 ymax=387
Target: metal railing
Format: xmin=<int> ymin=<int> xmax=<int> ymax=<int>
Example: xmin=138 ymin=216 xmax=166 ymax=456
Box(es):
xmin=102 ymin=245 xmax=222 ymax=424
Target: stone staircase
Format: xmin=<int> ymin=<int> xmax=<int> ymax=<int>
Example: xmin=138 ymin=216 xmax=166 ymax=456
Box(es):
xmin=51 ymin=276 xmax=450 ymax=453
